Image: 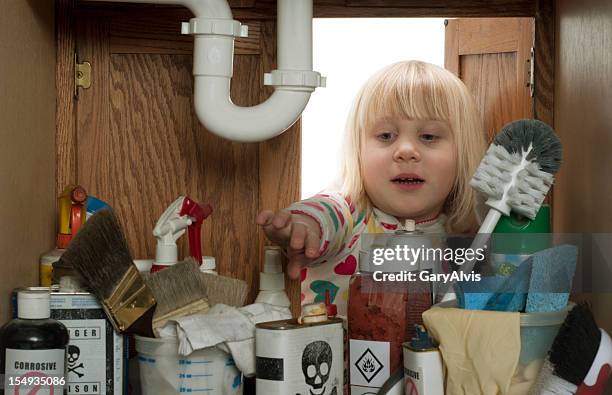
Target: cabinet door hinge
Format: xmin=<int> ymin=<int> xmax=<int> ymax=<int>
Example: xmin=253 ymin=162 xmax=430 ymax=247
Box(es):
xmin=74 ymin=53 xmax=91 ymax=98
xmin=526 ymin=47 xmax=535 ymax=97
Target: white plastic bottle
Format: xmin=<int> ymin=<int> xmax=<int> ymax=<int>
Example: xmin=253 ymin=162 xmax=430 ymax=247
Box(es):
xmin=255 ymin=246 xmax=290 ymax=308
xmin=200 ymin=256 xmax=217 ymax=275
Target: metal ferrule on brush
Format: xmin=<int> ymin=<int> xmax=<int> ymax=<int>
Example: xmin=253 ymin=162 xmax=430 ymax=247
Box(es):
xmin=103 ymin=265 xmax=156 ymax=332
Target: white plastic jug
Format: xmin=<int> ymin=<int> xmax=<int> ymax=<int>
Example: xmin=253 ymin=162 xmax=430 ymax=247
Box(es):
xmin=135 ymin=335 xmax=242 ymax=395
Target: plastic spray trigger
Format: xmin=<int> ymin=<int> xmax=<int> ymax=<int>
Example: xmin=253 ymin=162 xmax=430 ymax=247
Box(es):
xmin=153 ymin=196 xmax=193 ymax=265
xmin=179 ymin=197 xmax=213 ymax=265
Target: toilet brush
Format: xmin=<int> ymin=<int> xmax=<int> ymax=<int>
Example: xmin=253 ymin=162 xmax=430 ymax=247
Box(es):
xmin=442 ymin=119 xmax=562 ymax=300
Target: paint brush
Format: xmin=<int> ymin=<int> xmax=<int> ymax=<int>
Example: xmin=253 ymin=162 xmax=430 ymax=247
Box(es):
xmin=145 ymin=258 xmax=210 ymax=337
xmin=57 ymin=209 xmax=156 ymax=333
xmin=199 ymin=271 xmax=248 ymax=307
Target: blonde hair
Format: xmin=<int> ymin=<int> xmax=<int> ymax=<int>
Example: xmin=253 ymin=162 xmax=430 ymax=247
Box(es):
xmin=335 ymin=61 xmax=486 ymax=233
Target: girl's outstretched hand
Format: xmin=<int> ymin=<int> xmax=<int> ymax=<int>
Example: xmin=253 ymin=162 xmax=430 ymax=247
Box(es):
xmin=256 ymin=209 xmax=321 ymax=280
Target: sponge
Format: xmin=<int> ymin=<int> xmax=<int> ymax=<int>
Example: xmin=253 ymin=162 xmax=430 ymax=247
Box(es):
xmin=485 ymin=256 xmax=533 ymax=312
xmin=457 ymin=276 xmax=506 ymax=310
xmin=525 ymin=245 xmax=577 ymax=313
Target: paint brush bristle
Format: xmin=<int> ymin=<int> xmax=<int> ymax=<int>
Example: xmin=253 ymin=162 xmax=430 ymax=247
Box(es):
xmin=146 ymin=258 xmax=210 ymax=336
xmin=57 ymin=209 xmax=156 ymax=332
xmin=59 ymin=208 xmax=134 ymax=300
xmin=146 ymin=258 xmax=208 ymax=318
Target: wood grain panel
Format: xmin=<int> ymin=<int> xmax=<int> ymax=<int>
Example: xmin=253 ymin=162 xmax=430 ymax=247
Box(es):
xmin=258 ymin=20 xmax=302 ymax=317
xmin=457 ymin=18 xmax=522 ymax=55
xmin=445 ymin=18 xmax=534 ymax=140
xmin=554 ymin=0 xmax=612 ymax=362
xmin=56 ymin=0 xmax=77 ymax=196
xmin=73 ymin=8 xmax=280 ymax=304
xmin=229 ymin=0 xmax=256 ymax=7
xmin=76 ymin=1 xmax=539 ymax=20
xmin=345 ymin=0 xmax=534 ymax=16
xmin=534 ymin=0 xmax=554 ymax=126
xmin=110 ymin=16 xmax=261 ymax=55
xmin=460 ymin=53 xmax=520 ymax=140
xmin=76 ymin=15 xmax=112 ymax=196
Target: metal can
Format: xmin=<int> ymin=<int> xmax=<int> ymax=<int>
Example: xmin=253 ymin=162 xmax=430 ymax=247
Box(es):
xmin=255 ymin=317 xmax=344 ymax=395
xmin=12 ymin=288 xmax=127 ymax=395
xmin=402 ymin=340 xmax=444 ymax=395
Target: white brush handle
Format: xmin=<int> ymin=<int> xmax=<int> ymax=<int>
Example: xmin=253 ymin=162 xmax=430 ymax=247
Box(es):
xmin=458 ymin=208 xmax=502 ymax=275
xmin=437 ymin=208 xmax=502 ymax=302
xmin=479 ymin=208 xmax=503 ymax=235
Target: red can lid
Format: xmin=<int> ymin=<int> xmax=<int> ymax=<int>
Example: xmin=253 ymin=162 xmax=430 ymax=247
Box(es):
xmin=325 ymin=289 xmax=337 ymax=317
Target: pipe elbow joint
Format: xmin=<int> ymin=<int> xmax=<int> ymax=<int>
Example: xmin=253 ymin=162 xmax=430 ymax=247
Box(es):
xmin=194 ymin=77 xmax=311 ymax=142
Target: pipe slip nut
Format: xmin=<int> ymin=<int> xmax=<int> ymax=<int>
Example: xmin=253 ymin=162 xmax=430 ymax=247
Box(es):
xmin=264 ymin=70 xmax=327 ymax=89
xmin=181 ymin=17 xmax=248 ymax=38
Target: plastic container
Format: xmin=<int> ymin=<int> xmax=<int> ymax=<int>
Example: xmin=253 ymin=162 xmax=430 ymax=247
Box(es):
xmin=40 ymin=248 xmax=64 ymax=286
xmin=433 ymin=301 xmax=571 ymax=366
xmin=135 ymin=336 xmax=242 ymax=395
xmin=200 ymin=256 xmax=217 ymax=274
xmin=518 ymin=303 xmax=572 ymax=365
xmin=254 ymin=246 xmax=290 ymax=308
xmin=134 ymin=259 xmax=154 ymax=273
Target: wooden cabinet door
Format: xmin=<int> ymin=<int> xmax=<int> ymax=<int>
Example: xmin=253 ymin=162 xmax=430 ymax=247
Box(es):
xmin=57 ymin=4 xmax=302 ymax=314
xmin=445 ymin=17 xmax=535 ymax=141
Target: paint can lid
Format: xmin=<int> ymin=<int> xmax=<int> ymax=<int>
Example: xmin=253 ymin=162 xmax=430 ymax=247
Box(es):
xmin=17 ymin=289 xmax=50 ymax=319
xmin=301 ymin=303 xmax=328 ymax=323
xmin=200 ymin=256 xmax=217 ymax=272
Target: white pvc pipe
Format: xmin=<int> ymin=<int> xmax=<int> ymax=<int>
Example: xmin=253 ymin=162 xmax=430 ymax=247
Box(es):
xmin=194 ymin=77 xmax=311 ymax=142
xmin=278 ymin=0 xmax=312 ymax=70
xmin=83 ymin=0 xmax=319 ymax=143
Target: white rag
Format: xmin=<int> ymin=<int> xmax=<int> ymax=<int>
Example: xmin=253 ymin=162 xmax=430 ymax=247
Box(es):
xmin=159 ymin=303 xmax=292 ymax=377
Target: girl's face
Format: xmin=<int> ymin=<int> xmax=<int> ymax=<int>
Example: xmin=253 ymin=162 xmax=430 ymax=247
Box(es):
xmin=361 ymin=117 xmax=457 ymax=222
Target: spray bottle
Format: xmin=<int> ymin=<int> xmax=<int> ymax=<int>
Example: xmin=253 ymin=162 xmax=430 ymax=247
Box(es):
xmin=254 ymin=246 xmax=290 ymax=308
xmin=151 ymin=197 xmax=192 ymax=272
xmin=151 ymin=196 xmax=213 ymax=272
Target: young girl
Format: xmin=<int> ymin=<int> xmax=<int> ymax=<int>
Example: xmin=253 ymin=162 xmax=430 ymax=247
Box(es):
xmin=256 ymin=60 xmax=486 ymax=316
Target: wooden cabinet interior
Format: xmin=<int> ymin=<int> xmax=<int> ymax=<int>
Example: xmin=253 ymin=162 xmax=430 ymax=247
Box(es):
xmin=56 ymin=0 xmax=554 ymax=316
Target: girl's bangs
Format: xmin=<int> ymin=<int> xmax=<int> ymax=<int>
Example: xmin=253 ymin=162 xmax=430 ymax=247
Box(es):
xmin=358 ymin=65 xmax=454 ymax=133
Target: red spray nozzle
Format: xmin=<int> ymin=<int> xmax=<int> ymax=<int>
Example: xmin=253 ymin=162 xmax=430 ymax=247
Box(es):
xmin=179 ymin=197 xmax=212 ymax=265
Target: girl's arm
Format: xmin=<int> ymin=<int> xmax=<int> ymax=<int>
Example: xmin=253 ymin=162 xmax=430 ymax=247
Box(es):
xmin=286 ymin=192 xmax=360 ymax=264
xmin=257 ymin=192 xmax=364 ymax=278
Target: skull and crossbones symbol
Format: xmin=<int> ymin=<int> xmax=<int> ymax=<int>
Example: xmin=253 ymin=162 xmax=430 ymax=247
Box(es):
xmin=301 ymin=341 xmax=337 ymax=395
xmin=67 ymin=345 xmax=85 ymax=378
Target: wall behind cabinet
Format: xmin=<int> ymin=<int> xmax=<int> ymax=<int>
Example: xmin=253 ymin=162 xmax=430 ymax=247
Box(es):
xmin=0 ymin=0 xmax=56 ymax=323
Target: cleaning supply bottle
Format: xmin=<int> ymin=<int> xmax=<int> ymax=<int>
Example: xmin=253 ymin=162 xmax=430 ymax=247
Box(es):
xmin=0 ymin=290 xmax=69 ymax=394
xmin=152 ymin=196 xmax=213 ymax=272
xmin=151 ymin=196 xmax=193 ymax=272
xmin=490 ymin=205 xmax=551 ymax=276
xmin=254 ymin=246 xmax=290 ymax=308
xmin=348 ymin=221 xmax=432 ymax=395
xmin=200 ymin=256 xmax=217 ymax=274
xmin=402 ymin=325 xmax=444 ymax=395
xmin=57 ymin=185 xmax=87 ymax=249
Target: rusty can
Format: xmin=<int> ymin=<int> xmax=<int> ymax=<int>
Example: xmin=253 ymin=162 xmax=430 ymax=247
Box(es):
xmin=255 ymin=312 xmax=343 ymax=395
